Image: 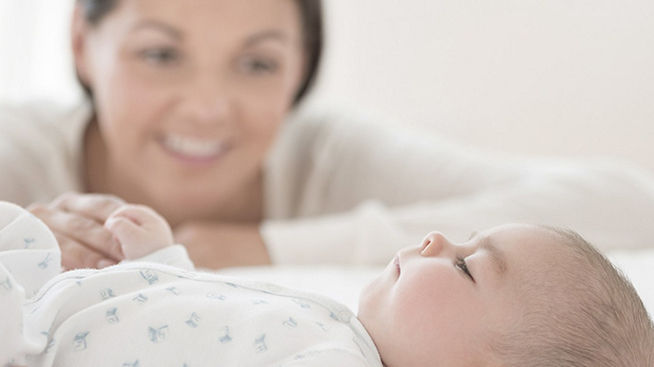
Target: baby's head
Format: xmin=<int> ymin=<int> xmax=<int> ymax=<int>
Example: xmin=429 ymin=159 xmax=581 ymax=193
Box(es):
xmin=358 ymin=224 xmax=654 ymax=367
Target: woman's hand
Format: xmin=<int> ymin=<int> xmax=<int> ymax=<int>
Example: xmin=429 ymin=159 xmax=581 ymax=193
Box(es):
xmin=174 ymin=222 xmax=271 ymax=269
xmin=28 ymin=192 xmax=126 ymax=270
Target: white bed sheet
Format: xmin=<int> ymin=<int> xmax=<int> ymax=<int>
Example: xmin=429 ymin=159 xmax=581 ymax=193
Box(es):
xmin=220 ymin=249 xmax=654 ymax=317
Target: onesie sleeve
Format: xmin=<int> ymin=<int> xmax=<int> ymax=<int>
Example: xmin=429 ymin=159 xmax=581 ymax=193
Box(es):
xmin=0 ymin=201 xmax=62 ymax=365
xmin=262 ymin=112 xmax=654 ymax=265
xmin=124 ymin=245 xmax=195 ymax=271
xmin=0 ymin=201 xmax=62 ymax=297
xmin=279 ymin=349 xmax=373 ymax=367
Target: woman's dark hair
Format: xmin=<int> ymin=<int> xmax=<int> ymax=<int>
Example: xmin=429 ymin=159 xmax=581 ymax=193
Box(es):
xmin=77 ymin=0 xmax=323 ymax=105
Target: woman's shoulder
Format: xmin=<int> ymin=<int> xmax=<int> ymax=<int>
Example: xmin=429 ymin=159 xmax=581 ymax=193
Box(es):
xmin=277 ymin=105 xmax=441 ymax=163
xmin=284 ymin=105 xmax=373 ymax=133
xmin=0 ymin=99 xmax=90 ymax=204
xmin=277 ymin=105 xmax=388 ymax=151
xmin=267 ymin=106 xmax=368 ymax=172
xmin=0 ymin=100 xmax=92 ymax=167
xmin=0 ymin=99 xmax=89 ymax=142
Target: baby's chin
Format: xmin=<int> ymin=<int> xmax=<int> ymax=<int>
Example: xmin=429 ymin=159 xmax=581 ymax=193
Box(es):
xmin=357 ymin=276 xmax=382 ymax=317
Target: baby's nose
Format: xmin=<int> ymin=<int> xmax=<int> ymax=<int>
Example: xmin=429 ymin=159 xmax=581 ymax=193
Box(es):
xmin=420 ymin=231 xmax=452 ymax=257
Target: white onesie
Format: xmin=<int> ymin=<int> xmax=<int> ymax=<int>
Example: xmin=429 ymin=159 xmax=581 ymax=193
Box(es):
xmin=0 ymin=202 xmax=382 ymax=367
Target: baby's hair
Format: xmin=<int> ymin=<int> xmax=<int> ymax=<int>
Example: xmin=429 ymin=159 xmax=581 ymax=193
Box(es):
xmin=490 ymin=226 xmax=654 ymax=367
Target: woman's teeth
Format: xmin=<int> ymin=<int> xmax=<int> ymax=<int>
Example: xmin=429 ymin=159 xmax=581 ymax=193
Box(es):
xmin=162 ymin=134 xmax=227 ymax=158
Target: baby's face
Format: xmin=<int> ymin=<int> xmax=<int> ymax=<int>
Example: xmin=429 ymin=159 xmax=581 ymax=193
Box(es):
xmin=358 ymin=224 xmax=568 ymax=367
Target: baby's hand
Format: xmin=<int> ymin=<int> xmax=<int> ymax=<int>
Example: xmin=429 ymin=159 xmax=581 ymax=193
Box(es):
xmin=104 ymin=204 xmax=174 ymax=260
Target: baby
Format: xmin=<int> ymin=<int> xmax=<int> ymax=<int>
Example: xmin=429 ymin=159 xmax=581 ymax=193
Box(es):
xmin=0 ymin=201 xmax=652 ymax=367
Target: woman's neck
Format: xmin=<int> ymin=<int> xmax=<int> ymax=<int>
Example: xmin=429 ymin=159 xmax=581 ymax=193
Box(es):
xmin=82 ymin=118 xmax=264 ymax=227
xmin=82 ymin=118 xmax=109 ymax=195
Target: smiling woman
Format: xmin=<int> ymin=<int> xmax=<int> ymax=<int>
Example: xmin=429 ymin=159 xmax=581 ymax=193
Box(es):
xmin=75 ymin=0 xmax=309 ymax=227
xmin=1 ymin=0 xmax=654 ymax=272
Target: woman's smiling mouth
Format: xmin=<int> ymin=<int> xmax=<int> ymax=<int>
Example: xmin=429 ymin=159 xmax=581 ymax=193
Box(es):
xmin=160 ymin=134 xmax=231 ymax=164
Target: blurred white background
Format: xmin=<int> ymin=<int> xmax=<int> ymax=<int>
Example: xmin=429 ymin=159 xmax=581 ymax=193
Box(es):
xmin=1 ymin=0 xmax=653 ymax=171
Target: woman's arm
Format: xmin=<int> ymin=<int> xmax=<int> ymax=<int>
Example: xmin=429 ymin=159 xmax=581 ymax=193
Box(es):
xmin=259 ymin=112 xmax=654 ymax=265
xmin=173 ymin=112 xmax=654 ymax=268
xmin=173 ymin=222 xmax=270 ymax=269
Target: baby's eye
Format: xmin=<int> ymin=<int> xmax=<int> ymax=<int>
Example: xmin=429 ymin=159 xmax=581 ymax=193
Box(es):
xmin=455 ymin=257 xmax=475 ymax=282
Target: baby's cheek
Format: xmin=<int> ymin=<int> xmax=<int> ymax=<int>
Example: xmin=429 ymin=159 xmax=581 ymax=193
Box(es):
xmin=393 ymin=284 xmax=433 ymax=325
xmin=392 ymin=269 xmax=455 ymax=327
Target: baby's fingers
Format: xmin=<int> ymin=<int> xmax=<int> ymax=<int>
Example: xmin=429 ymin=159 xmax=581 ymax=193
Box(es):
xmin=106 ymin=205 xmax=173 ymax=259
xmin=108 ymin=205 xmax=167 ymax=230
xmin=107 ymin=204 xmax=173 ymax=242
xmin=105 ymin=215 xmax=143 ymax=242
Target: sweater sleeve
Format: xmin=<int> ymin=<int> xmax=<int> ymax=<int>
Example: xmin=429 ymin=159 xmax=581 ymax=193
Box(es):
xmin=0 ymin=201 xmax=62 ymax=365
xmin=261 ymin=113 xmax=654 ymax=265
xmin=0 ymin=102 xmax=86 ymax=207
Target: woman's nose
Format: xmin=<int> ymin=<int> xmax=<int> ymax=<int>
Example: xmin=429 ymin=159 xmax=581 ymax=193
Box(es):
xmin=186 ymin=81 xmax=231 ymax=124
xmin=420 ymin=232 xmax=454 ymax=257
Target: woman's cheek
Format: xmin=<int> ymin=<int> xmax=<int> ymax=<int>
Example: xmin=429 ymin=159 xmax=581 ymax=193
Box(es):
xmin=240 ymin=99 xmax=286 ymax=144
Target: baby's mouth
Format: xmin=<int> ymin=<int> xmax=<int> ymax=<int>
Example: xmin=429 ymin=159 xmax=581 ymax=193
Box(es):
xmin=393 ymin=255 xmax=401 ymax=276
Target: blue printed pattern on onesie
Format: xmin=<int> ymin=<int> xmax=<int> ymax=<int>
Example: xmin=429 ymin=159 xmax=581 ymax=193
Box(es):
xmin=37 ymin=253 xmax=53 ymax=269
xmin=0 ymin=276 xmax=11 ymax=291
xmin=4 ymin=244 xmax=376 ymax=367
xmin=148 ymin=325 xmax=169 ymax=343
xmin=218 ymin=326 xmax=232 ymax=344
xmin=139 ymin=270 xmax=159 ymax=285
xmin=283 ymin=317 xmax=298 ymax=328
xmin=106 ymin=308 xmax=120 ymax=324
xmin=186 ymin=312 xmax=201 ymax=328
xmin=23 ymin=237 xmax=35 ymax=248
xmin=133 ymin=293 xmax=148 ymax=304
xmin=254 ymin=334 xmax=268 ymax=353
xmin=100 ymin=288 xmax=116 ymax=300
xmin=73 ymin=332 xmax=90 ymax=351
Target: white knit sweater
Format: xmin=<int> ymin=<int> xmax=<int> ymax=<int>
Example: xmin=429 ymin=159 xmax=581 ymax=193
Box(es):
xmin=1 ymin=101 xmax=654 ymax=265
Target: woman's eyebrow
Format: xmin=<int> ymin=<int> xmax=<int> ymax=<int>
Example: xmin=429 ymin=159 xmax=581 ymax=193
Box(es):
xmin=130 ymin=20 xmax=183 ymax=40
xmin=479 ymin=237 xmax=508 ymax=276
xmin=244 ymin=30 xmax=289 ymax=47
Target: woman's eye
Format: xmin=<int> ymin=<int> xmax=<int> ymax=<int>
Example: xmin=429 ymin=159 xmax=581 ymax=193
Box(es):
xmin=455 ymin=258 xmax=475 ymax=282
xmin=139 ymin=48 xmax=181 ymax=66
xmin=238 ymin=57 xmax=279 ymax=75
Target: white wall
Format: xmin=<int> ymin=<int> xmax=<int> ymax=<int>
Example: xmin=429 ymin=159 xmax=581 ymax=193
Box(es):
xmin=1 ymin=0 xmax=653 ymax=171
xmin=0 ymin=0 xmax=79 ymax=104
xmin=311 ymin=0 xmax=654 ymax=171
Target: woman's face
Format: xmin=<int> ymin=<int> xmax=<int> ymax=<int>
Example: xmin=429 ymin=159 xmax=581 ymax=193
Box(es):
xmin=74 ymin=0 xmax=306 ymax=221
